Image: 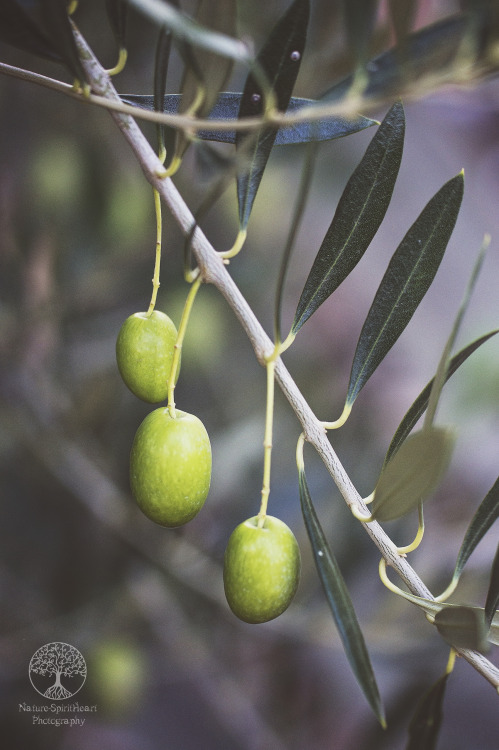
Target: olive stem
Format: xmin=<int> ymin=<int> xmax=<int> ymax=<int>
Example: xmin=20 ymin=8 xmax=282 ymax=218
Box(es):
xmin=66 ymin=25 xmax=499 ymax=691
xmin=396 ymin=502 xmax=425 ymax=555
xmin=106 ymin=47 xmax=128 ymax=77
xmin=219 ymin=227 xmax=248 ymax=260
xmin=257 ymin=356 xmax=276 ymax=528
xmin=167 ymin=275 xmax=202 ymax=418
xmin=147 ymin=187 xmax=163 ymax=316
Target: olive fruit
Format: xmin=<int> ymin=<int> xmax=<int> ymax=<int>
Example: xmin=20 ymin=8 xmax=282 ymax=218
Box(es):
xmin=223 ymin=515 xmax=301 ymax=624
xmin=130 ymin=408 xmax=212 ymax=527
xmin=116 ymin=310 xmax=178 ymax=403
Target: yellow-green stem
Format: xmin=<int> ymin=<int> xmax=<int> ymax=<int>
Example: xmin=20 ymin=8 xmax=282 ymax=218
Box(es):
xmin=167 ymin=276 xmax=202 ymax=418
xmin=257 ymin=357 xmax=276 ymax=528
xmin=446 ymin=648 xmax=457 ymax=674
xmin=296 ymin=432 xmax=306 ymax=473
xmin=278 ymin=330 xmax=296 ymax=356
xmin=434 ymin=575 xmax=459 ymax=603
xmin=147 ymin=188 xmax=163 ymax=316
xmin=219 ymin=228 xmax=247 ymax=260
xmin=107 ymin=47 xmax=128 ymax=77
xmin=322 ymin=401 xmax=352 ymax=430
xmin=396 ymin=502 xmax=425 ymax=555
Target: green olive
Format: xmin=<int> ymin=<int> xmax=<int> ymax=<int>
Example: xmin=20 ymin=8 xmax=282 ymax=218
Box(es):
xmin=130 ymin=408 xmax=212 ymax=527
xmin=116 ymin=310 xmax=178 ymax=403
xmin=223 ymin=515 xmax=301 ymax=624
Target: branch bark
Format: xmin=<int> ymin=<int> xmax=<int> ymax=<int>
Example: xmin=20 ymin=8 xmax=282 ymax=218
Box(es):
xmin=68 ymin=26 xmax=499 ymax=689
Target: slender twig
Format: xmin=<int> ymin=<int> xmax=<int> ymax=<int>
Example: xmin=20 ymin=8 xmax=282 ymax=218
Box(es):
xmin=12 ymin=26 xmax=499 ymax=689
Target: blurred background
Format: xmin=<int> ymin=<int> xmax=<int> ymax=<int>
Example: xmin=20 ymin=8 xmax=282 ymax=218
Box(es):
xmin=0 ymin=1 xmax=498 ymax=748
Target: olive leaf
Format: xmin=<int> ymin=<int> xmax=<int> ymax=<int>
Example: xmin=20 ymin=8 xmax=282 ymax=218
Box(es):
xmin=236 ymin=0 xmax=310 ymax=229
xmin=406 ymin=672 xmax=450 ymax=750
xmin=372 ymin=579 xmax=499 ymax=647
xmin=292 ymin=101 xmax=405 ymax=335
xmin=0 ymin=0 xmax=60 ymax=61
xmin=178 ymin=0 xmax=236 ymax=120
xmin=345 ymin=172 xmax=464 ymax=409
xmin=342 ymin=0 xmax=379 ymax=84
xmin=105 ymin=0 xmax=128 ymax=51
xmin=434 ymin=606 xmax=489 ymax=653
xmin=384 ymin=330 xmax=498 ymax=465
xmin=39 ymin=0 xmax=86 ymax=82
xmin=371 ymin=427 xmax=455 ymax=522
xmin=154 ymin=24 xmax=177 ymax=165
xmin=175 ymin=0 xmax=236 ymax=160
xmin=321 ymin=11 xmax=495 ymax=104
xmin=121 ymin=93 xmax=377 ymax=145
xmin=298 ymin=468 xmax=385 ymax=726
xmin=450 ymin=476 xmax=499 ymax=589
xmin=388 ymin=0 xmax=418 ymax=49
xmin=484 ymin=540 xmax=499 ymax=629
xmin=126 ymin=0 xmax=249 ymax=62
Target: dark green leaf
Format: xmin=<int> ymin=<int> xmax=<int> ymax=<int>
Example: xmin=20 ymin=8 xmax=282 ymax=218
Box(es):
xmin=385 ymin=330 xmax=498 ymax=464
xmin=236 ymin=0 xmax=310 ymax=229
xmin=372 ymin=427 xmax=455 ymax=522
xmin=298 ymin=468 xmax=385 ymax=726
xmin=106 ymin=0 xmax=128 ymax=50
xmin=346 ymin=172 xmax=464 ymax=407
xmin=154 ymin=25 xmax=177 ymax=164
xmin=179 ymin=0 xmax=236 ymax=120
xmin=0 ymin=0 xmax=60 ymax=61
xmin=321 ymin=12 xmax=494 ymax=104
xmin=485 ymin=540 xmax=499 ymax=629
xmin=121 ymin=93 xmax=377 ymax=145
xmin=292 ymin=101 xmax=405 ymax=335
xmin=342 ymin=0 xmax=379 ymax=81
xmin=126 ymin=0 xmax=249 ymax=62
xmin=40 ymin=0 xmax=86 ymax=82
xmin=453 ymin=476 xmax=499 ymax=584
xmin=423 ymin=236 xmax=489 ymax=431
xmin=275 ymin=141 xmax=318 ymax=344
xmin=388 ymin=0 xmax=418 ymax=48
xmin=406 ymin=672 xmax=449 ymax=750
xmin=434 ymin=606 xmax=489 ymax=652
xmin=176 ymin=0 xmax=236 ymax=160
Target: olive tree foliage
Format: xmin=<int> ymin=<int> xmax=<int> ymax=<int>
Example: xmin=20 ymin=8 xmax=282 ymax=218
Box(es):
xmin=1 ymin=0 xmax=499 ymax=743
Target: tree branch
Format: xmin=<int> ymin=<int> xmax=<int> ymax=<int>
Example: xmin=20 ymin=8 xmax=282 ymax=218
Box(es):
xmin=65 ymin=25 xmax=499 ymax=689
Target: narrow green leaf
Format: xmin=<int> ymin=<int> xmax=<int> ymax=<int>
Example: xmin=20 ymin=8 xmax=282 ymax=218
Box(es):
xmin=275 ymin=140 xmax=318 ymax=344
xmin=424 ymin=236 xmax=489 ymax=431
xmin=372 ymin=427 xmax=455 ymax=522
xmin=384 ymin=330 xmax=498 ymax=465
xmin=236 ymin=0 xmax=310 ymax=229
xmin=371 ymin=579 xmax=499 ymax=646
xmin=106 ymin=0 xmax=128 ymax=50
xmin=179 ymin=0 xmax=236 ymax=120
xmin=434 ymin=606 xmax=489 ymax=652
xmin=0 ymin=0 xmax=60 ymax=61
xmin=342 ymin=0 xmax=379 ymax=81
xmin=346 ymin=172 xmax=464 ymax=407
xmin=485 ymin=541 xmax=499 ymax=629
xmin=406 ymin=672 xmax=449 ymax=750
xmin=292 ymin=101 xmax=405 ymax=335
xmin=175 ymin=0 xmax=236 ymax=161
xmin=154 ymin=24 xmax=177 ymax=164
xmin=452 ymin=476 xmax=499 ymax=584
xmin=121 ymin=93 xmax=377 ymax=145
xmin=40 ymin=0 xmax=86 ymax=82
xmin=126 ymin=0 xmax=249 ymax=63
xmin=298 ymin=468 xmax=385 ymax=726
xmin=321 ymin=13 xmax=491 ymax=104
